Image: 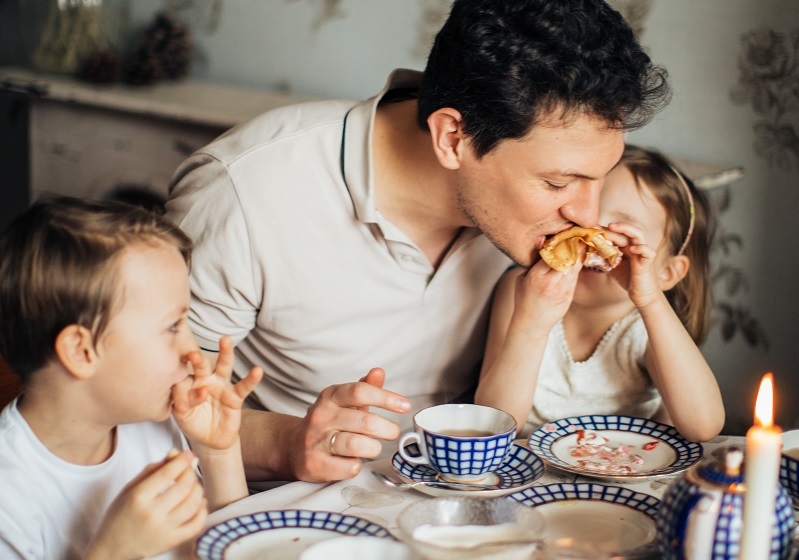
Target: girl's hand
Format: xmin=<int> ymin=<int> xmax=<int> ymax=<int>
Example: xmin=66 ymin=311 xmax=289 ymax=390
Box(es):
xmin=84 ymin=451 xmax=207 ymax=560
xmin=512 ymin=255 xmax=582 ymax=337
xmin=171 ymin=336 xmax=263 ymax=451
xmin=605 ymin=222 xmax=662 ymax=308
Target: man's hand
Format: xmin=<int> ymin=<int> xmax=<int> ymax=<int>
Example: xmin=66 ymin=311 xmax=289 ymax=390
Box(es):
xmin=291 ymin=367 xmax=410 ymax=481
xmin=238 ymin=368 xmax=411 ymax=483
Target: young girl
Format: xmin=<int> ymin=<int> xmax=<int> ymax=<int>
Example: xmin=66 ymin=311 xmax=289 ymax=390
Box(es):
xmin=0 ymin=197 xmax=263 ymax=559
xmin=475 ymin=145 xmax=724 ymax=442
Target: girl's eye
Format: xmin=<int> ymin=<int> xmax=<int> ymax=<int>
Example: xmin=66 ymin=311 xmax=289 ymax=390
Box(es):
xmin=545 ymin=181 xmax=568 ymax=190
xmin=168 ymin=319 xmax=183 ymax=333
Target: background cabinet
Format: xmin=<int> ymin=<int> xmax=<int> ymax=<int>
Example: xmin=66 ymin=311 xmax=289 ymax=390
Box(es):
xmin=0 ymin=66 xmax=312 ymax=229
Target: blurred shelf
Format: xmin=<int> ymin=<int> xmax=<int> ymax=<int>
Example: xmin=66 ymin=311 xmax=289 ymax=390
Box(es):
xmin=0 ymin=66 xmax=314 ymax=129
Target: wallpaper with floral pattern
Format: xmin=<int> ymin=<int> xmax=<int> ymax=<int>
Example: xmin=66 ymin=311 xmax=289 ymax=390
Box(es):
xmin=731 ymin=28 xmax=799 ymax=171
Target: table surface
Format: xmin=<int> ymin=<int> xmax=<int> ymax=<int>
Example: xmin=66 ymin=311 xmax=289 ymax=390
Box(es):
xmin=157 ymin=434 xmax=798 ymax=559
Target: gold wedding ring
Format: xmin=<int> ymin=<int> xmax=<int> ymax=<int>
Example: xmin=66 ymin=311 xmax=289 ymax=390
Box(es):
xmin=329 ymin=430 xmax=341 ymax=455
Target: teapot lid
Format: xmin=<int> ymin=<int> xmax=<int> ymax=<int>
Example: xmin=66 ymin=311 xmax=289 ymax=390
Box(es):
xmin=689 ymin=446 xmax=746 ymax=493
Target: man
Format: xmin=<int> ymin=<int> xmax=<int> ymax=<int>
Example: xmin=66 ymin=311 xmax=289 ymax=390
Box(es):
xmin=166 ymin=0 xmax=670 ymax=483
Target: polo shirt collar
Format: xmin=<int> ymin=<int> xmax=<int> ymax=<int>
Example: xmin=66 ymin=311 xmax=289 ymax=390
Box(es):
xmin=342 ymin=69 xmax=423 ymax=224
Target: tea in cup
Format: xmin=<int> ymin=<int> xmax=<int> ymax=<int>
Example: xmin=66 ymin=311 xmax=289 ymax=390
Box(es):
xmin=398 ymin=404 xmax=517 ymax=481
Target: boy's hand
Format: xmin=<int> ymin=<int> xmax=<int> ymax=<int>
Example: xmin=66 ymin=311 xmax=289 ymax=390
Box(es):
xmin=84 ymin=451 xmax=207 ymax=560
xmin=171 ymin=336 xmax=263 ymax=451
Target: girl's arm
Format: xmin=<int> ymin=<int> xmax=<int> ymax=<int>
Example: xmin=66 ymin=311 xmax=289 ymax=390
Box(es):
xmin=607 ymin=221 xmax=724 ymax=442
xmin=172 ymin=336 xmax=263 ymax=510
xmin=475 ymin=262 xmax=579 ymax=429
xmin=639 ymin=292 xmax=724 ymax=441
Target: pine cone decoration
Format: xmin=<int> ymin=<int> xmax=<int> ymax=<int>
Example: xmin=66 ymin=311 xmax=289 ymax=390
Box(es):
xmin=79 ymin=49 xmax=122 ymax=84
xmin=123 ymin=44 xmax=164 ymax=85
xmin=123 ymin=11 xmax=193 ymax=85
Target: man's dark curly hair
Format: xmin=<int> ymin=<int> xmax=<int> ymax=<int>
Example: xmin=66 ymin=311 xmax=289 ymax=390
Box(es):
xmin=417 ymin=0 xmax=671 ymax=158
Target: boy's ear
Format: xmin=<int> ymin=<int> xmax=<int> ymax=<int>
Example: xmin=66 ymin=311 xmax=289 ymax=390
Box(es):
xmin=427 ymin=108 xmax=466 ymax=170
xmin=658 ymin=254 xmax=690 ymax=291
xmin=54 ymin=325 xmax=98 ymax=381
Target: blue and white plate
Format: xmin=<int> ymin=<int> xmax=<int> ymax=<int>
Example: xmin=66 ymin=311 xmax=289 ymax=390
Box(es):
xmin=195 ymin=510 xmax=392 ymax=560
xmin=509 ymin=482 xmax=661 ymax=556
xmin=391 ymin=441 xmax=544 ymax=497
xmin=528 ymin=415 xmax=702 ymax=482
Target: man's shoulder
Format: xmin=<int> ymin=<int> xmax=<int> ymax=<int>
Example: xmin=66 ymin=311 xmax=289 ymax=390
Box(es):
xmin=202 ymin=98 xmax=360 ymax=164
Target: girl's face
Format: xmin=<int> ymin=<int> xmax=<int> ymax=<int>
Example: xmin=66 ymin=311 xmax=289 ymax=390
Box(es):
xmin=572 ymin=163 xmax=670 ymax=306
xmin=89 ymin=242 xmax=198 ymax=425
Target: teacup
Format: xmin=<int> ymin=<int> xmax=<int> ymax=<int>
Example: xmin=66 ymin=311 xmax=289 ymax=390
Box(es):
xmin=398 ymin=404 xmax=517 ymax=482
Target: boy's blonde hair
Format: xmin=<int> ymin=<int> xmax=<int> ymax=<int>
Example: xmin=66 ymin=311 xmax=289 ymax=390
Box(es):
xmin=0 ymin=196 xmax=192 ymax=380
xmin=620 ymin=145 xmax=715 ymax=344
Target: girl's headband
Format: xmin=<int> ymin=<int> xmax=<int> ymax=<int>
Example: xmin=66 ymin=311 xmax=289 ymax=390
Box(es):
xmin=669 ymin=165 xmax=695 ymax=257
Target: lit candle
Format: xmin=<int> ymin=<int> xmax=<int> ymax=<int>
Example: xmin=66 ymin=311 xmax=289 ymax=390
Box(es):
xmin=739 ymin=373 xmax=782 ymax=560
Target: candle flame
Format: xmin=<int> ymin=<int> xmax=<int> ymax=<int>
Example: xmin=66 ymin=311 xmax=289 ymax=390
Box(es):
xmin=754 ymin=373 xmax=774 ymax=428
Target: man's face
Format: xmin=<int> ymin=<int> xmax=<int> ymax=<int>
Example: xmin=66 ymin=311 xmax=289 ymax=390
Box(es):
xmin=453 ymin=112 xmax=625 ymax=267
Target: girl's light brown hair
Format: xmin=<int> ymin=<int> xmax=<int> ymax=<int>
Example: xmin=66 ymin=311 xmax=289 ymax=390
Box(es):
xmin=619 ymin=145 xmax=715 ymax=344
xmin=0 ymin=196 xmax=192 ymax=380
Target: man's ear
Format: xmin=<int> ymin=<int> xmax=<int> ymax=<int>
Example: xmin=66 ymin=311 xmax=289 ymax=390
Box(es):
xmin=658 ymin=254 xmax=690 ymax=291
xmin=54 ymin=325 xmax=98 ymax=381
xmin=427 ymin=108 xmax=466 ymax=170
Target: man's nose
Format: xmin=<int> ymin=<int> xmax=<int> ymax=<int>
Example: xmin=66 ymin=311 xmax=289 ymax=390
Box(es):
xmin=561 ymin=179 xmax=602 ymax=227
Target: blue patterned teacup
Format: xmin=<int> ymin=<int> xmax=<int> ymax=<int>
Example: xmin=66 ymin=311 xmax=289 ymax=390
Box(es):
xmin=657 ymin=446 xmax=794 ymax=559
xmin=779 ymin=430 xmax=799 ymax=504
xmin=398 ymin=404 xmax=516 ymax=482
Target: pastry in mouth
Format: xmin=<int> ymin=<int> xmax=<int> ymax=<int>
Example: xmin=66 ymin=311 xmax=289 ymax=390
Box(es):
xmin=539 ymin=226 xmax=622 ymax=272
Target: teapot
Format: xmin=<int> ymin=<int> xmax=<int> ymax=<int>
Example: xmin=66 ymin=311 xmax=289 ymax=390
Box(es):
xmin=657 ymin=446 xmax=794 ymax=559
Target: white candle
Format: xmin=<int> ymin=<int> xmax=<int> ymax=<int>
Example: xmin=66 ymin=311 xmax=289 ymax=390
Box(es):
xmin=739 ymin=373 xmax=782 ymax=560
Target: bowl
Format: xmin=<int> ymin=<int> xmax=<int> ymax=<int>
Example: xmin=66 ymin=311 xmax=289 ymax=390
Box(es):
xmin=396 ymin=496 xmax=545 ymax=560
xmin=780 ymin=429 xmax=799 ymax=503
xmin=299 ymin=535 xmax=420 ymax=560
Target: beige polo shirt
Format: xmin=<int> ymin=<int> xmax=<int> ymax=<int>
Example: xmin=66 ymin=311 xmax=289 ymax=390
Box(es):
xmin=166 ymin=70 xmax=512 ymax=433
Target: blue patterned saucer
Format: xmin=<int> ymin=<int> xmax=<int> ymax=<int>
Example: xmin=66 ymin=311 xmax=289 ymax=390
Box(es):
xmin=391 ymin=441 xmax=544 ymax=497
xmin=195 ymin=510 xmax=392 ymax=560
xmin=509 ymin=482 xmax=661 ymax=556
xmin=528 ymin=415 xmax=702 ymax=482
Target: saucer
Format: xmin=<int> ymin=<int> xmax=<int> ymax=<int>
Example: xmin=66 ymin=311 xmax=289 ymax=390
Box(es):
xmin=391 ymin=442 xmax=544 ymax=497
xmin=528 ymin=415 xmax=702 ymax=482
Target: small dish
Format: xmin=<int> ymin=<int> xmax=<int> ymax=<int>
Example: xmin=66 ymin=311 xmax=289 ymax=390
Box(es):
xmin=396 ymin=496 xmax=545 ymax=560
xmin=780 ymin=429 xmax=799 ymax=504
xmin=195 ymin=509 xmax=392 ymax=560
xmin=528 ymin=415 xmax=702 ymax=482
xmin=391 ymin=442 xmax=544 ymax=497
xmin=508 ymin=482 xmax=661 ymax=557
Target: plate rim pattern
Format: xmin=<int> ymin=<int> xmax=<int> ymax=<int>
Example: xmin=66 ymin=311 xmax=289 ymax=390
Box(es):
xmin=194 ymin=509 xmax=392 ymax=560
xmin=527 ymin=415 xmax=702 ymax=479
xmin=507 ymin=481 xmax=662 ymax=519
xmin=391 ymin=441 xmax=544 ymax=491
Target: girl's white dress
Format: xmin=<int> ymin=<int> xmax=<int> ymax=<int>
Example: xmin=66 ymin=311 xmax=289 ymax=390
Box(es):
xmin=523 ymin=310 xmax=662 ymax=436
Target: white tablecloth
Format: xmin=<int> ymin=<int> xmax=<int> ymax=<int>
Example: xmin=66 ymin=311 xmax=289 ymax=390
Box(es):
xmin=161 ymin=435 xmax=796 ymax=559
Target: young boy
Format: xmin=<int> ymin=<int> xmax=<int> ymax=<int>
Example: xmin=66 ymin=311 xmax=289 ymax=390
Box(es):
xmin=0 ymin=197 xmax=263 ymax=559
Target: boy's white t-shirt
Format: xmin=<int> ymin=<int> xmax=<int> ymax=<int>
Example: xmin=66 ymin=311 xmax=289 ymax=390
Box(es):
xmin=0 ymin=398 xmax=187 ymax=560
